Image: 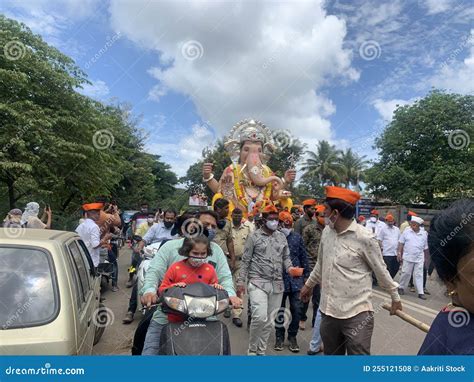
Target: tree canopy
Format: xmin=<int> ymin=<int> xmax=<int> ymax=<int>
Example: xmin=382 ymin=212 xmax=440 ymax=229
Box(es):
xmin=365 ymin=90 xmax=473 ymax=206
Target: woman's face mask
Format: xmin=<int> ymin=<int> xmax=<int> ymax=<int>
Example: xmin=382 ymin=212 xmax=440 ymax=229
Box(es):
xmin=280 ymin=227 xmax=292 ymax=237
xmin=370 ymin=216 xmax=377 ymax=223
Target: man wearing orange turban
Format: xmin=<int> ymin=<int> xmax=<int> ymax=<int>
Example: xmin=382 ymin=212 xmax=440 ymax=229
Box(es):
xmin=294 ymin=198 xmax=317 ymax=236
xmin=300 ymin=186 xmax=402 ymax=355
xmin=76 ymin=202 xmax=106 ymax=268
xmin=377 ymin=213 xmax=401 ymax=278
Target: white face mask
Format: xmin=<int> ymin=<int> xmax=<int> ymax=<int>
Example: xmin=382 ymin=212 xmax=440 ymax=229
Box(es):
xmin=370 ymin=217 xmax=377 ymax=223
xmin=325 ymin=212 xmax=337 ymax=230
xmin=266 ymin=220 xmax=279 ymax=231
xmin=188 ymin=257 xmax=208 ymax=268
xmin=147 ymin=218 xmax=154 ymax=224
xmin=280 ymin=227 xmax=292 ymax=237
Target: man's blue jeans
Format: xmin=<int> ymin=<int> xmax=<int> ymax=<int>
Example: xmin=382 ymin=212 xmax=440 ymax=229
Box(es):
xmin=142 ymin=320 xmax=165 ymax=355
xmin=309 ymin=308 xmax=323 ymax=352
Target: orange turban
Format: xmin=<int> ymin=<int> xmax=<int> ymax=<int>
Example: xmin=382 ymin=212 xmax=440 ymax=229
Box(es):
xmin=262 ymin=204 xmax=278 ymax=214
xmin=315 ymin=205 xmax=326 ymax=214
xmin=83 ymin=202 xmax=104 ymax=211
xmin=279 ymin=211 xmax=293 ymax=224
xmin=358 ymin=216 xmax=366 ymax=222
xmin=385 ymin=214 xmax=395 ymax=222
xmin=408 ymin=211 xmax=418 ymax=216
xmin=371 ymin=209 xmax=379 ymax=215
xmin=325 ymin=186 xmax=361 ymax=206
xmin=302 ymin=199 xmax=317 ymax=206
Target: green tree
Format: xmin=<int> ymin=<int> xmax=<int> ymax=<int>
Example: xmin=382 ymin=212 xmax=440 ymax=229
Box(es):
xmin=337 ymin=148 xmax=369 ymax=190
xmin=301 ymin=140 xmax=342 ymax=186
xmin=365 ymin=90 xmax=474 ymax=205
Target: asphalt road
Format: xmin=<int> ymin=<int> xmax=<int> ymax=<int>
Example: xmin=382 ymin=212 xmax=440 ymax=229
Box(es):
xmin=93 ymin=247 xmax=449 ymax=356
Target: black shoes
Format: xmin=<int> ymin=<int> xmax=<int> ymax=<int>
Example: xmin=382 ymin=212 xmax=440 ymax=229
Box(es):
xmin=274 ymin=338 xmax=284 ymax=351
xmin=232 ymin=318 xmax=243 ymax=327
xmin=288 ymin=337 xmax=300 ymax=353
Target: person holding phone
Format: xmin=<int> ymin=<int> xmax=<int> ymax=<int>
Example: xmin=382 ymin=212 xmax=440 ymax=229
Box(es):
xmin=20 ymin=202 xmax=52 ymax=229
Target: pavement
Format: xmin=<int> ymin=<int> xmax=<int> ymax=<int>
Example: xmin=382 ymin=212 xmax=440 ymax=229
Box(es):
xmin=93 ymin=246 xmax=449 ymax=355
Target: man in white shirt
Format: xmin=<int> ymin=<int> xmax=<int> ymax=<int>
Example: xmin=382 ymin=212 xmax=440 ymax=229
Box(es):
xmin=397 ymin=216 xmax=429 ymax=300
xmin=377 ymin=214 xmax=400 ymax=278
xmin=365 ymin=209 xmax=386 ymax=236
xmin=76 ymin=203 xmax=106 ymax=267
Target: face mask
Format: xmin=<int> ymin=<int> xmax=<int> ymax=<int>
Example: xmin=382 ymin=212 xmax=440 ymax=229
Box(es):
xmin=307 ymin=211 xmax=314 ymax=218
xmin=147 ymin=218 xmax=154 ymax=224
xmin=217 ymin=220 xmax=227 ymax=230
xmin=325 ymin=212 xmax=337 ymax=229
xmin=204 ymin=227 xmax=216 ymax=241
xmin=280 ymin=227 xmax=292 ymax=237
xmin=266 ymin=220 xmax=279 ymax=231
xmin=188 ymin=257 xmax=208 ymax=268
xmin=164 ymin=221 xmax=173 ymax=229
xmin=370 ymin=217 xmax=377 ymax=223
xmin=232 ymin=218 xmax=241 ymax=226
xmin=141 ymin=208 xmax=148 ymax=213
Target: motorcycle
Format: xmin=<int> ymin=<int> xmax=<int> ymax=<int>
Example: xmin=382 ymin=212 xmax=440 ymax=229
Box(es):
xmin=158 ymin=282 xmax=231 ymax=355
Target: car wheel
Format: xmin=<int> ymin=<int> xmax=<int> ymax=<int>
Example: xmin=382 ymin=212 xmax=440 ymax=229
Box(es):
xmin=93 ymin=303 xmax=109 ymax=345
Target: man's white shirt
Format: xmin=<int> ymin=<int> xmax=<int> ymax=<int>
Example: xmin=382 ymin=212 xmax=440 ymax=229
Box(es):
xmin=76 ymin=218 xmax=101 ymax=266
xmin=377 ymin=224 xmax=400 ymax=257
xmin=398 ymin=227 xmax=428 ymax=263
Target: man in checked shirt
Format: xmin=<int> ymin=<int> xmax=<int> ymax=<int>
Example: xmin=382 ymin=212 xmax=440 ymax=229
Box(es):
xmin=300 ymin=186 xmax=403 ymax=355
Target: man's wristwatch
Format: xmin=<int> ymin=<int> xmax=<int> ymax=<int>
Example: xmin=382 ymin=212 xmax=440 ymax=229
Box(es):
xmin=202 ymin=173 xmax=214 ymax=182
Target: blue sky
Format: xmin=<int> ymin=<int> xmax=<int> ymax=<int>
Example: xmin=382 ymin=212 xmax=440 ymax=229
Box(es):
xmin=2 ymin=0 xmax=473 ymax=177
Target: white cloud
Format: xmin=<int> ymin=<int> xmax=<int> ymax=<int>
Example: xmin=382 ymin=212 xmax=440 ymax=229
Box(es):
xmin=424 ymin=0 xmax=453 ymax=15
xmin=429 ymin=30 xmax=474 ymax=94
xmin=109 ymin=0 xmax=359 ymax=147
xmin=372 ymin=98 xmax=414 ymax=121
xmin=146 ymin=122 xmax=216 ymax=177
xmin=78 ymin=79 xmax=110 ymax=99
xmin=148 ymin=83 xmax=168 ymax=102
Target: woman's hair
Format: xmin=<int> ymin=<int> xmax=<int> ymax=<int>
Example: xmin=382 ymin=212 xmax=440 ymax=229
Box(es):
xmin=178 ymin=235 xmax=212 ymax=258
xmin=428 ymin=198 xmax=474 ymax=282
xmin=325 ymin=198 xmax=356 ymax=219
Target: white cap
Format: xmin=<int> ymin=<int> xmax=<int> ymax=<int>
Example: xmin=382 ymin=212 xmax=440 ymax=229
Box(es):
xmin=411 ymin=216 xmax=424 ymax=225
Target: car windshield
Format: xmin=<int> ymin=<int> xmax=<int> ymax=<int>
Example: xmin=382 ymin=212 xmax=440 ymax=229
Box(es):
xmin=0 ymin=246 xmax=58 ymax=329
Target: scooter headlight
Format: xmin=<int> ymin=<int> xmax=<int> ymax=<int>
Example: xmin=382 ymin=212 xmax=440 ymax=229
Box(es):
xmin=184 ymin=295 xmax=216 ymax=318
xmin=164 ymin=297 xmax=186 ymax=313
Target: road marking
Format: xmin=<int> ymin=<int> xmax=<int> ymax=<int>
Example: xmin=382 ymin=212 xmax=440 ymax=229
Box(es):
xmin=371 ymin=290 xmax=439 ymax=318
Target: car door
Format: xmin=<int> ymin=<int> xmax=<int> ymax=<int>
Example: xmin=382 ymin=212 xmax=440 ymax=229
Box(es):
xmin=66 ymin=241 xmax=96 ymax=354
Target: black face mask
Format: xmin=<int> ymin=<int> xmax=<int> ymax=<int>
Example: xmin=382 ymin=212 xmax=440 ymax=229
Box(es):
xmin=164 ymin=221 xmax=174 ymax=229
xmin=307 ymin=211 xmax=314 ymax=218
xmin=217 ymin=219 xmax=227 ymax=230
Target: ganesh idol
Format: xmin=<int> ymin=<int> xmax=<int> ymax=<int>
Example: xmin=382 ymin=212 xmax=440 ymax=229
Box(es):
xmin=202 ymin=119 xmax=296 ymax=216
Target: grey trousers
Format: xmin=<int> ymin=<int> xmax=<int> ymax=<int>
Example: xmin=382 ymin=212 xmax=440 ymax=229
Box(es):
xmin=248 ymin=282 xmax=283 ymax=355
xmin=142 ymin=320 xmax=165 ymax=355
xmin=320 ymin=311 xmax=374 ymax=355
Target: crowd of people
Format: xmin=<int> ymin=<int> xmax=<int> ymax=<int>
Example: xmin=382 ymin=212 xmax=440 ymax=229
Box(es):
xmin=2 ymin=190 xmax=472 ymax=356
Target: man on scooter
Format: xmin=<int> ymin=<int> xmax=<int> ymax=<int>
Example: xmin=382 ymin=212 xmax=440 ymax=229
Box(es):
xmin=140 ymin=210 xmax=242 ymax=355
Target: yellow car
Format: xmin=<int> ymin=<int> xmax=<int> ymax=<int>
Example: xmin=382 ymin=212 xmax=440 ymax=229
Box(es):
xmin=0 ymin=228 xmax=106 ymax=355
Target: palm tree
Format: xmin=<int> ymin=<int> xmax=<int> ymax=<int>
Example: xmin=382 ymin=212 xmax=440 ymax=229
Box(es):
xmin=301 ymin=140 xmax=342 ymax=186
xmin=338 ymin=148 xmax=369 ymax=191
